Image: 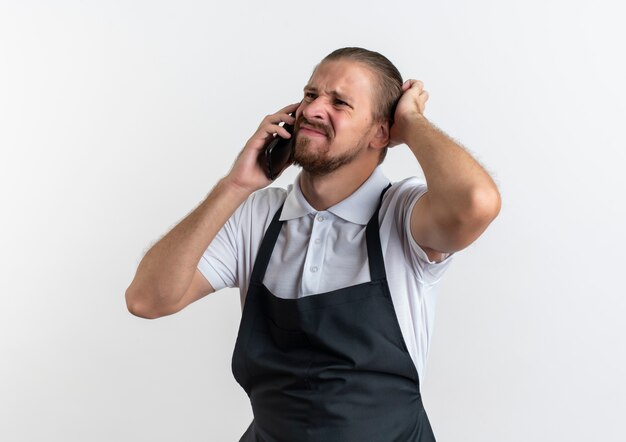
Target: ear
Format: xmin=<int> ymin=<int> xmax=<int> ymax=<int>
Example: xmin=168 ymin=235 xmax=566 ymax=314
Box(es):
xmin=368 ymin=120 xmax=390 ymax=150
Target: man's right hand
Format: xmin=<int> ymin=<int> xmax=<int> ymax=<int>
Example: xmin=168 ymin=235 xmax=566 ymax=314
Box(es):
xmin=125 ymin=102 xmax=301 ymax=319
xmin=225 ymin=102 xmax=300 ymax=193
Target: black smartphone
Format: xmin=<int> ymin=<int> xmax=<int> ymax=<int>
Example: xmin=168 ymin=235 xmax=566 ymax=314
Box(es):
xmin=258 ymin=112 xmax=295 ymax=180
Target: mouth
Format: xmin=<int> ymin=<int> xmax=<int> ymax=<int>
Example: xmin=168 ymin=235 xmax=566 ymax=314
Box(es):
xmin=299 ymin=125 xmax=328 ymax=138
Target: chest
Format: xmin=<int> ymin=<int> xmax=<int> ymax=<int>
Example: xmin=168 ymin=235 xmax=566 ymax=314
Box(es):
xmin=265 ymin=211 xmax=371 ymax=298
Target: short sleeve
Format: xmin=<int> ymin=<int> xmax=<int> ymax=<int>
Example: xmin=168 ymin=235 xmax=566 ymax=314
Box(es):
xmin=196 ymin=186 xmax=288 ymax=294
xmin=387 ymin=178 xmax=455 ymax=285
xmin=196 ymin=205 xmax=243 ymax=291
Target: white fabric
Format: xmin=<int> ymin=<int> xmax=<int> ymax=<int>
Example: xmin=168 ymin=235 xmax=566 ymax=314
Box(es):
xmin=198 ymin=166 xmax=455 ymax=380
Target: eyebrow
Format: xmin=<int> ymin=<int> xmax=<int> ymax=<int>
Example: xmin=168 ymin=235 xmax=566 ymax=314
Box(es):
xmin=303 ymin=86 xmax=354 ymax=103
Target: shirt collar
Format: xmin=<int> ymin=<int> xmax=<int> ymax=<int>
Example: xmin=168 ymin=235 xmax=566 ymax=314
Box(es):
xmin=280 ymin=166 xmax=390 ymax=225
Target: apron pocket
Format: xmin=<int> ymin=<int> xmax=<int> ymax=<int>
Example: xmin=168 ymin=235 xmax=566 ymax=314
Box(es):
xmin=266 ymin=317 xmax=311 ymax=352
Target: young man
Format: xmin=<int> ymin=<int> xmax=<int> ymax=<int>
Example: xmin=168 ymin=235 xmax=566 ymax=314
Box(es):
xmin=126 ymin=47 xmax=501 ymax=441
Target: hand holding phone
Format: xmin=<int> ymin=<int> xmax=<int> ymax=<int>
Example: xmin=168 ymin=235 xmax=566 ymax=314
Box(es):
xmin=258 ymin=112 xmax=296 ymax=180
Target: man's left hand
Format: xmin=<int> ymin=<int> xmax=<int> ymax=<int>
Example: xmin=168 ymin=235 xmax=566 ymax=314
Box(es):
xmin=388 ymin=79 xmax=429 ymax=148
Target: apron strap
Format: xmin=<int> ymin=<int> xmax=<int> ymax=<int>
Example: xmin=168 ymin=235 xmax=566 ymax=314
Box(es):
xmin=365 ymin=183 xmax=392 ymax=282
xmin=249 ymin=202 xmax=285 ymax=286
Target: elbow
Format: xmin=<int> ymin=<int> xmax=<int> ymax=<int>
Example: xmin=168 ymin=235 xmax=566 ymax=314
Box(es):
xmin=470 ymin=184 xmax=501 ymax=224
xmin=125 ymin=287 xmax=166 ymax=320
xmin=442 ymin=186 xmax=501 ymax=251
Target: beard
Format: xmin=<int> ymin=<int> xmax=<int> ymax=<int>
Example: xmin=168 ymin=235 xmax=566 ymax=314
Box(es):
xmin=292 ymin=131 xmax=367 ymax=176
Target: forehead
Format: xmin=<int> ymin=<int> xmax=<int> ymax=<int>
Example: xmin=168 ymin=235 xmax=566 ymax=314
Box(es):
xmin=305 ymin=60 xmax=376 ymax=106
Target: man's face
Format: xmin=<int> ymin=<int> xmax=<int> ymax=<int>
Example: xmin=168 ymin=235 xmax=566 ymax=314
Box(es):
xmin=293 ymin=59 xmax=380 ymax=175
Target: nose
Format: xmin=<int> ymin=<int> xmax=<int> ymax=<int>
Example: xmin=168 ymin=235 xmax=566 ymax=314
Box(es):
xmin=301 ymin=96 xmax=328 ymax=122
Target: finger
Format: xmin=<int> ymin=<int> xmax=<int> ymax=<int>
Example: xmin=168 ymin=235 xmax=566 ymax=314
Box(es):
xmin=258 ymin=123 xmax=292 ymax=139
xmin=277 ymin=112 xmax=296 ymax=125
xmin=405 ymin=79 xmax=424 ymax=92
xmin=260 ymin=114 xmax=285 ymax=128
xmin=277 ymin=102 xmax=301 ymax=114
xmin=275 ymin=125 xmax=292 ymax=139
xmin=414 ymin=91 xmax=426 ymax=113
xmin=418 ymin=90 xmax=429 ymax=113
xmin=262 ymin=108 xmax=298 ymax=127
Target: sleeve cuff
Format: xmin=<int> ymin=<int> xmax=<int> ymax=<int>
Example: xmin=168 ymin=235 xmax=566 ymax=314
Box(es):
xmin=405 ymin=189 xmax=455 ymax=284
xmin=197 ymin=256 xmax=229 ymax=292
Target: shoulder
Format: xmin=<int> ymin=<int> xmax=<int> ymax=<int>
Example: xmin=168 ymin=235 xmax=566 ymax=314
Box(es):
xmin=233 ymin=185 xmax=290 ymax=233
xmin=381 ymin=176 xmax=428 ymax=212
xmin=379 ymin=176 xmax=454 ymax=271
xmin=246 ymin=186 xmax=289 ymax=212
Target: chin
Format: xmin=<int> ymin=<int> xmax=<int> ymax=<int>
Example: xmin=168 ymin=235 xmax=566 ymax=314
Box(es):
xmin=293 ymin=140 xmax=363 ymax=176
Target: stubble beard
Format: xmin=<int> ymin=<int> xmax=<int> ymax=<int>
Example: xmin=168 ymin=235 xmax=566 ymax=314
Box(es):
xmin=292 ymin=133 xmax=366 ymax=176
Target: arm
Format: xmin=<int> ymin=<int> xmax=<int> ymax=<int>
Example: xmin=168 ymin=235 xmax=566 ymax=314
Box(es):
xmin=125 ymin=102 xmax=300 ymax=319
xmin=390 ymin=80 xmax=501 ymax=262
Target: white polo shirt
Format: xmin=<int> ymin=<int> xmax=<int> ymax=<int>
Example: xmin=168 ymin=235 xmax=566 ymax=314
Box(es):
xmin=198 ymin=166 xmax=455 ymax=380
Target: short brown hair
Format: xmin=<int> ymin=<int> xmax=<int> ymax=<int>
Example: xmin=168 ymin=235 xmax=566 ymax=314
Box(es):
xmin=316 ymin=47 xmax=403 ymax=162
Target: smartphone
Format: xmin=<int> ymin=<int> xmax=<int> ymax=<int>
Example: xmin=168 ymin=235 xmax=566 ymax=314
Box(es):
xmin=258 ymin=112 xmax=296 ymax=180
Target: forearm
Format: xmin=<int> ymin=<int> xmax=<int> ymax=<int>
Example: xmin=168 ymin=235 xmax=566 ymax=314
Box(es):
xmin=125 ymin=177 xmax=250 ymax=313
xmin=405 ymin=115 xmax=500 ymax=218
xmin=125 ymin=101 xmax=298 ymax=315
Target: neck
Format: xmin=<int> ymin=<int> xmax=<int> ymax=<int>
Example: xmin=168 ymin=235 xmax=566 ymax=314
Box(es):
xmin=299 ymin=160 xmax=378 ymax=211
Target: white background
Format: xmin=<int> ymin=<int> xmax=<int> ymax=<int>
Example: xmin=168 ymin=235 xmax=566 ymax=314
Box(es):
xmin=1 ymin=1 xmax=625 ymax=441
